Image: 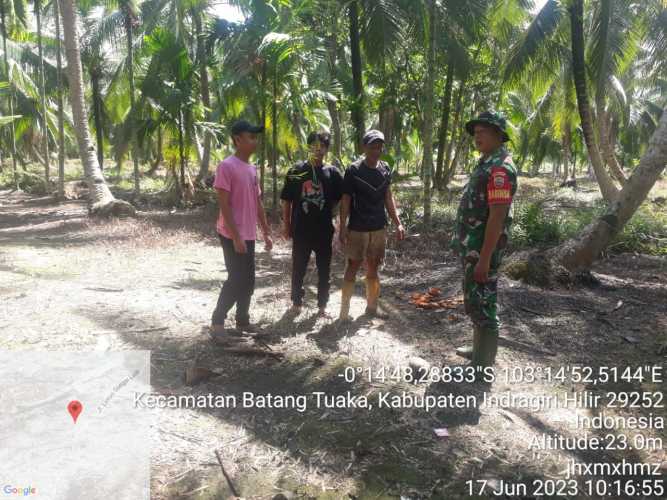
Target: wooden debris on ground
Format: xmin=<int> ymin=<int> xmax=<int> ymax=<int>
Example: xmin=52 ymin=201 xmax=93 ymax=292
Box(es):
xmin=221 ymin=347 xmax=284 ymax=360
xmin=214 ymin=449 xmax=240 ymax=497
xmin=408 ymin=288 xmax=463 ymax=312
xmin=84 ymin=286 xmax=124 ymax=292
xmin=184 ymin=366 xmax=221 ymax=386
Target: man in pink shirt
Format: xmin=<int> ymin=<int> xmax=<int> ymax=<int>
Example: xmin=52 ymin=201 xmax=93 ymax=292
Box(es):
xmin=210 ymin=120 xmax=272 ymax=342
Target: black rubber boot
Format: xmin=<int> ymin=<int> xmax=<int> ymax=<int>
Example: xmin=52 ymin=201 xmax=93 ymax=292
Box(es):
xmin=455 ymin=326 xmax=479 ymax=360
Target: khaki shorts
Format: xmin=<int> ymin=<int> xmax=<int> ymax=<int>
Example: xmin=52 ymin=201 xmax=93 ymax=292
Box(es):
xmin=346 ymin=228 xmax=387 ymax=262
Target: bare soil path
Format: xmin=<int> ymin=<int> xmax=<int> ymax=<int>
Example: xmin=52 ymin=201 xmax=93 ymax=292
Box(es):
xmin=1 ymin=188 xmax=665 ymax=499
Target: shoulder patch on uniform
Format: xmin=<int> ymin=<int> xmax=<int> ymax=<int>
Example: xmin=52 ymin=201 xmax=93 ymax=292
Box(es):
xmin=487 ymin=166 xmax=512 ymax=204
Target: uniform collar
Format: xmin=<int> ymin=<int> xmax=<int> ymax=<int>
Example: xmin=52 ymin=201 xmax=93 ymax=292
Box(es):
xmin=479 ymin=145 xmax=507 ymax=164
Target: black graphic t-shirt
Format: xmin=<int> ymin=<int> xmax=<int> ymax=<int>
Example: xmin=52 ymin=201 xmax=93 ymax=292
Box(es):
xmin=280 ymin=161 xmax=343 ymax=237
xmin=342 ymin=159 xmax=392 ymax=232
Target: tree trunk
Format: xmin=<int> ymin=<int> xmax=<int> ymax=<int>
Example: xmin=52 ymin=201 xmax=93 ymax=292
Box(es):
xmin=435 ymin=62 xmax=454 ymax=190
xmin=124 ymin=14 xmax=140 ymax=194
xmin=552 ymin=106 xmax=667 ymax=270
xmin=192 ymin=126 xmax=203 ymax=165
xmin=507 ymin=105 xmax=667 ymax=285
xmin=421 ymin=0 xmax=436 ymax=227
xmin=60 ymin=0 xmax=134 ymax=216
xmin=348 ymin=0 xmax=364 ymax=154
xmin=178 ymin=108 xmax=186 ymax=190
xmin=562 ymin=125 xmax=571 ymax=181
xmin=54 ymin=0 xmax=66 ymax=198
xmin=325 ymin=11 xmax=342 ymax=162
xmin=442 ymin=81 xmax=465 ymax=187
xmin=1 ymin=5 xmax=19 ymax=189
xmin=257 ymin=63 xmax=267 ymax=200
xmin=271 ymin=64 xmax=278 ymax=216
xmin=326 ymin=98 xmax=342 ymax=162
xmin=260 ymin=101 xmax=267 ymax=201
xmin=91 ymin=73 xmax=105 ymax=171
xmin=448 ymin=135 xmax=466 ymax=177
xmin=597 ymin=100 xmax=627 ymax=186
xmin=569 ymin=0 xmax=619 ymax=203
xmin=146 ymin=126 xmax=163 ymax=176
xmin=35 ymin=0 xmax=51 ymax=183
xmin=193 ymin=10 xmax=212 ymax=185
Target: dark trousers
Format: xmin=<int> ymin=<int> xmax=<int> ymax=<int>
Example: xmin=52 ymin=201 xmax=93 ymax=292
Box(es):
xmin=212 ymin=235 xmax=255 ymax=325
xmin=291 ymin=228 xmax=334 ymax=308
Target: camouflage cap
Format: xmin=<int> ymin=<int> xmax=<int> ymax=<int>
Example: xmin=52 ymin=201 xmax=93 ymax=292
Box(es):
xmin=465 ymin=111 xmax=510 ymax=142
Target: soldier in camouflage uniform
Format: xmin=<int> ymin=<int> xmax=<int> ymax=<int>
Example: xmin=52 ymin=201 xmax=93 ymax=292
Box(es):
xmin=451 ymin=111 xmax=518 ymax=370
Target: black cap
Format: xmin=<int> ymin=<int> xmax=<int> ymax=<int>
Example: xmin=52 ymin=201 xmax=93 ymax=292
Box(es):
xmin=231 ymin=120 xmax=264 ymax=136
xmin=362 ymin=129 xmax=385 ymax=145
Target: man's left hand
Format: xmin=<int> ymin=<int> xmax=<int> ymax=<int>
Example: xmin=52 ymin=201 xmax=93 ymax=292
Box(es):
xmin=473 ymin=259 xmax=490 ymax=283
xmin=396 ymin=224 xmax=405 ymax=241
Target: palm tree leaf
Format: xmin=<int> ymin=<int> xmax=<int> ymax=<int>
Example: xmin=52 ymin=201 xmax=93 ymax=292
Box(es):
xmin=589 ymin=0 xmax=642 ymax=97
xmin=359 ymin=0 xmax=407 ymax=67
xmin=503 ymin=0 xmax=563 ymax=85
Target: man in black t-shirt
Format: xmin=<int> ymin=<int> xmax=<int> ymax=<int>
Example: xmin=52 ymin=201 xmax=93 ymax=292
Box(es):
xmin=339 ymin=129 xmax=405 ymax=320
xmin=280 ymin=132 xmax=343 ymax=316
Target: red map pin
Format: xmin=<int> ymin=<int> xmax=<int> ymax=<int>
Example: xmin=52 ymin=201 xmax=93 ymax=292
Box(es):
xmin=67 ymin=400 xmax=83 ymax=423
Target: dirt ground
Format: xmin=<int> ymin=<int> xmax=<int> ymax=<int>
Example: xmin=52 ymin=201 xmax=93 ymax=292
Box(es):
xmin=1 ymin=185 xmax=666 ymax=499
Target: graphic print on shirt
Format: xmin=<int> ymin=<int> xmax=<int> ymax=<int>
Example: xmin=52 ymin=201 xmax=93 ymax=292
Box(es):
xmin=301 ymin=169 xmax=325 ymax=214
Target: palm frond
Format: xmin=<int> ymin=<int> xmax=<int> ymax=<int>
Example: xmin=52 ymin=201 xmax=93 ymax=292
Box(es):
xmin=502 ymin=0 xmax=563 ymax=85
xmin=589 ymin=0 xmax=642 ymax=98
xmin=359 ymin=0 xmax=407 ymax=68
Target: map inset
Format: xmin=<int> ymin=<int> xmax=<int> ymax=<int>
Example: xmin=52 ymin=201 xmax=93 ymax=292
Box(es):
xmin=0 ymin=351 xmax=151 ymax=500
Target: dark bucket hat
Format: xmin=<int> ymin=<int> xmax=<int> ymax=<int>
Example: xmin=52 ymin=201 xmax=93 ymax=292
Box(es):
xmin=465 ymin=111 xmax=510 ymax=142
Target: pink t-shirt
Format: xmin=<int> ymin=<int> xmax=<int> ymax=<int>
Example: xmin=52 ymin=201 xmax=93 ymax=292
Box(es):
xmin=214 ymin=155 xmax=261 ymax=241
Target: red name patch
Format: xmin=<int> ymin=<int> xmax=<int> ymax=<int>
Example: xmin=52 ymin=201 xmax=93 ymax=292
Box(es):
xmin=487 ymin=167 xmax=512 ymax=204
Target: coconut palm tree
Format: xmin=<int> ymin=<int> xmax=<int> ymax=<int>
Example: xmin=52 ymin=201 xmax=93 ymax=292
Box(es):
xmin=140 ymin=26 xmax=197 ymax=192
xmin=51 ymin=0 xmax=66 ymax=198
xmin=421 ymin=0 xmax=436 ymax=226
xmin=0 ymin=0 xmax=25 ymax=188
xmin=348 ymin=0 xmax=363 ymax=152
xmin=32 ymin=0 xmax=50 ymax=182
xmin=568 ymin=0 xmax=619 ymax=201
xmin=501 ymin=0 xmax=660 ymax=202
xmin=59 ymin=0 xmax=134 ymax=215
xmin=81 ymin=10 xmax=114 ymax=172
xmin=95 ymin=0 xmax=142 ymax=192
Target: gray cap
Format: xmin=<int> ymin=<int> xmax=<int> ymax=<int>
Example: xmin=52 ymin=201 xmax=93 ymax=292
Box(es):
xmin=362 ymin=129 xmax=385 ymax=145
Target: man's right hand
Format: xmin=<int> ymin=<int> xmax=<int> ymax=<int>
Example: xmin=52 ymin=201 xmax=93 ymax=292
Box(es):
xmin=233 ymin=237 xmax=247 ymax=254
xmin=339 ymin=227 xmax=348 ymax=245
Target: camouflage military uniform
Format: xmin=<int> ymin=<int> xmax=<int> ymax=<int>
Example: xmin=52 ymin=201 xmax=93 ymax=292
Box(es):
xmin=451 ymin=145 xmax=517 ymax=333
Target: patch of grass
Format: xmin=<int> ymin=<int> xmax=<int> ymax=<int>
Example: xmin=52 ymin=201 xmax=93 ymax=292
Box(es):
xmin=510 ymin=199 xmax=667 ymax=256
xmin=0 ymin=160 xmax=84 ymax=191
xmin=115 ymin=173 xmax=167 ymax=193
xmin=0 ymin=166 xmax=49 ymax=194
xmin=395 ymin=182 xmax=458 ymax=234
xmin=612 ymin=203 xmax=667 ymax=255
xmin=510 ymin=201 xmax=569 ymax=248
